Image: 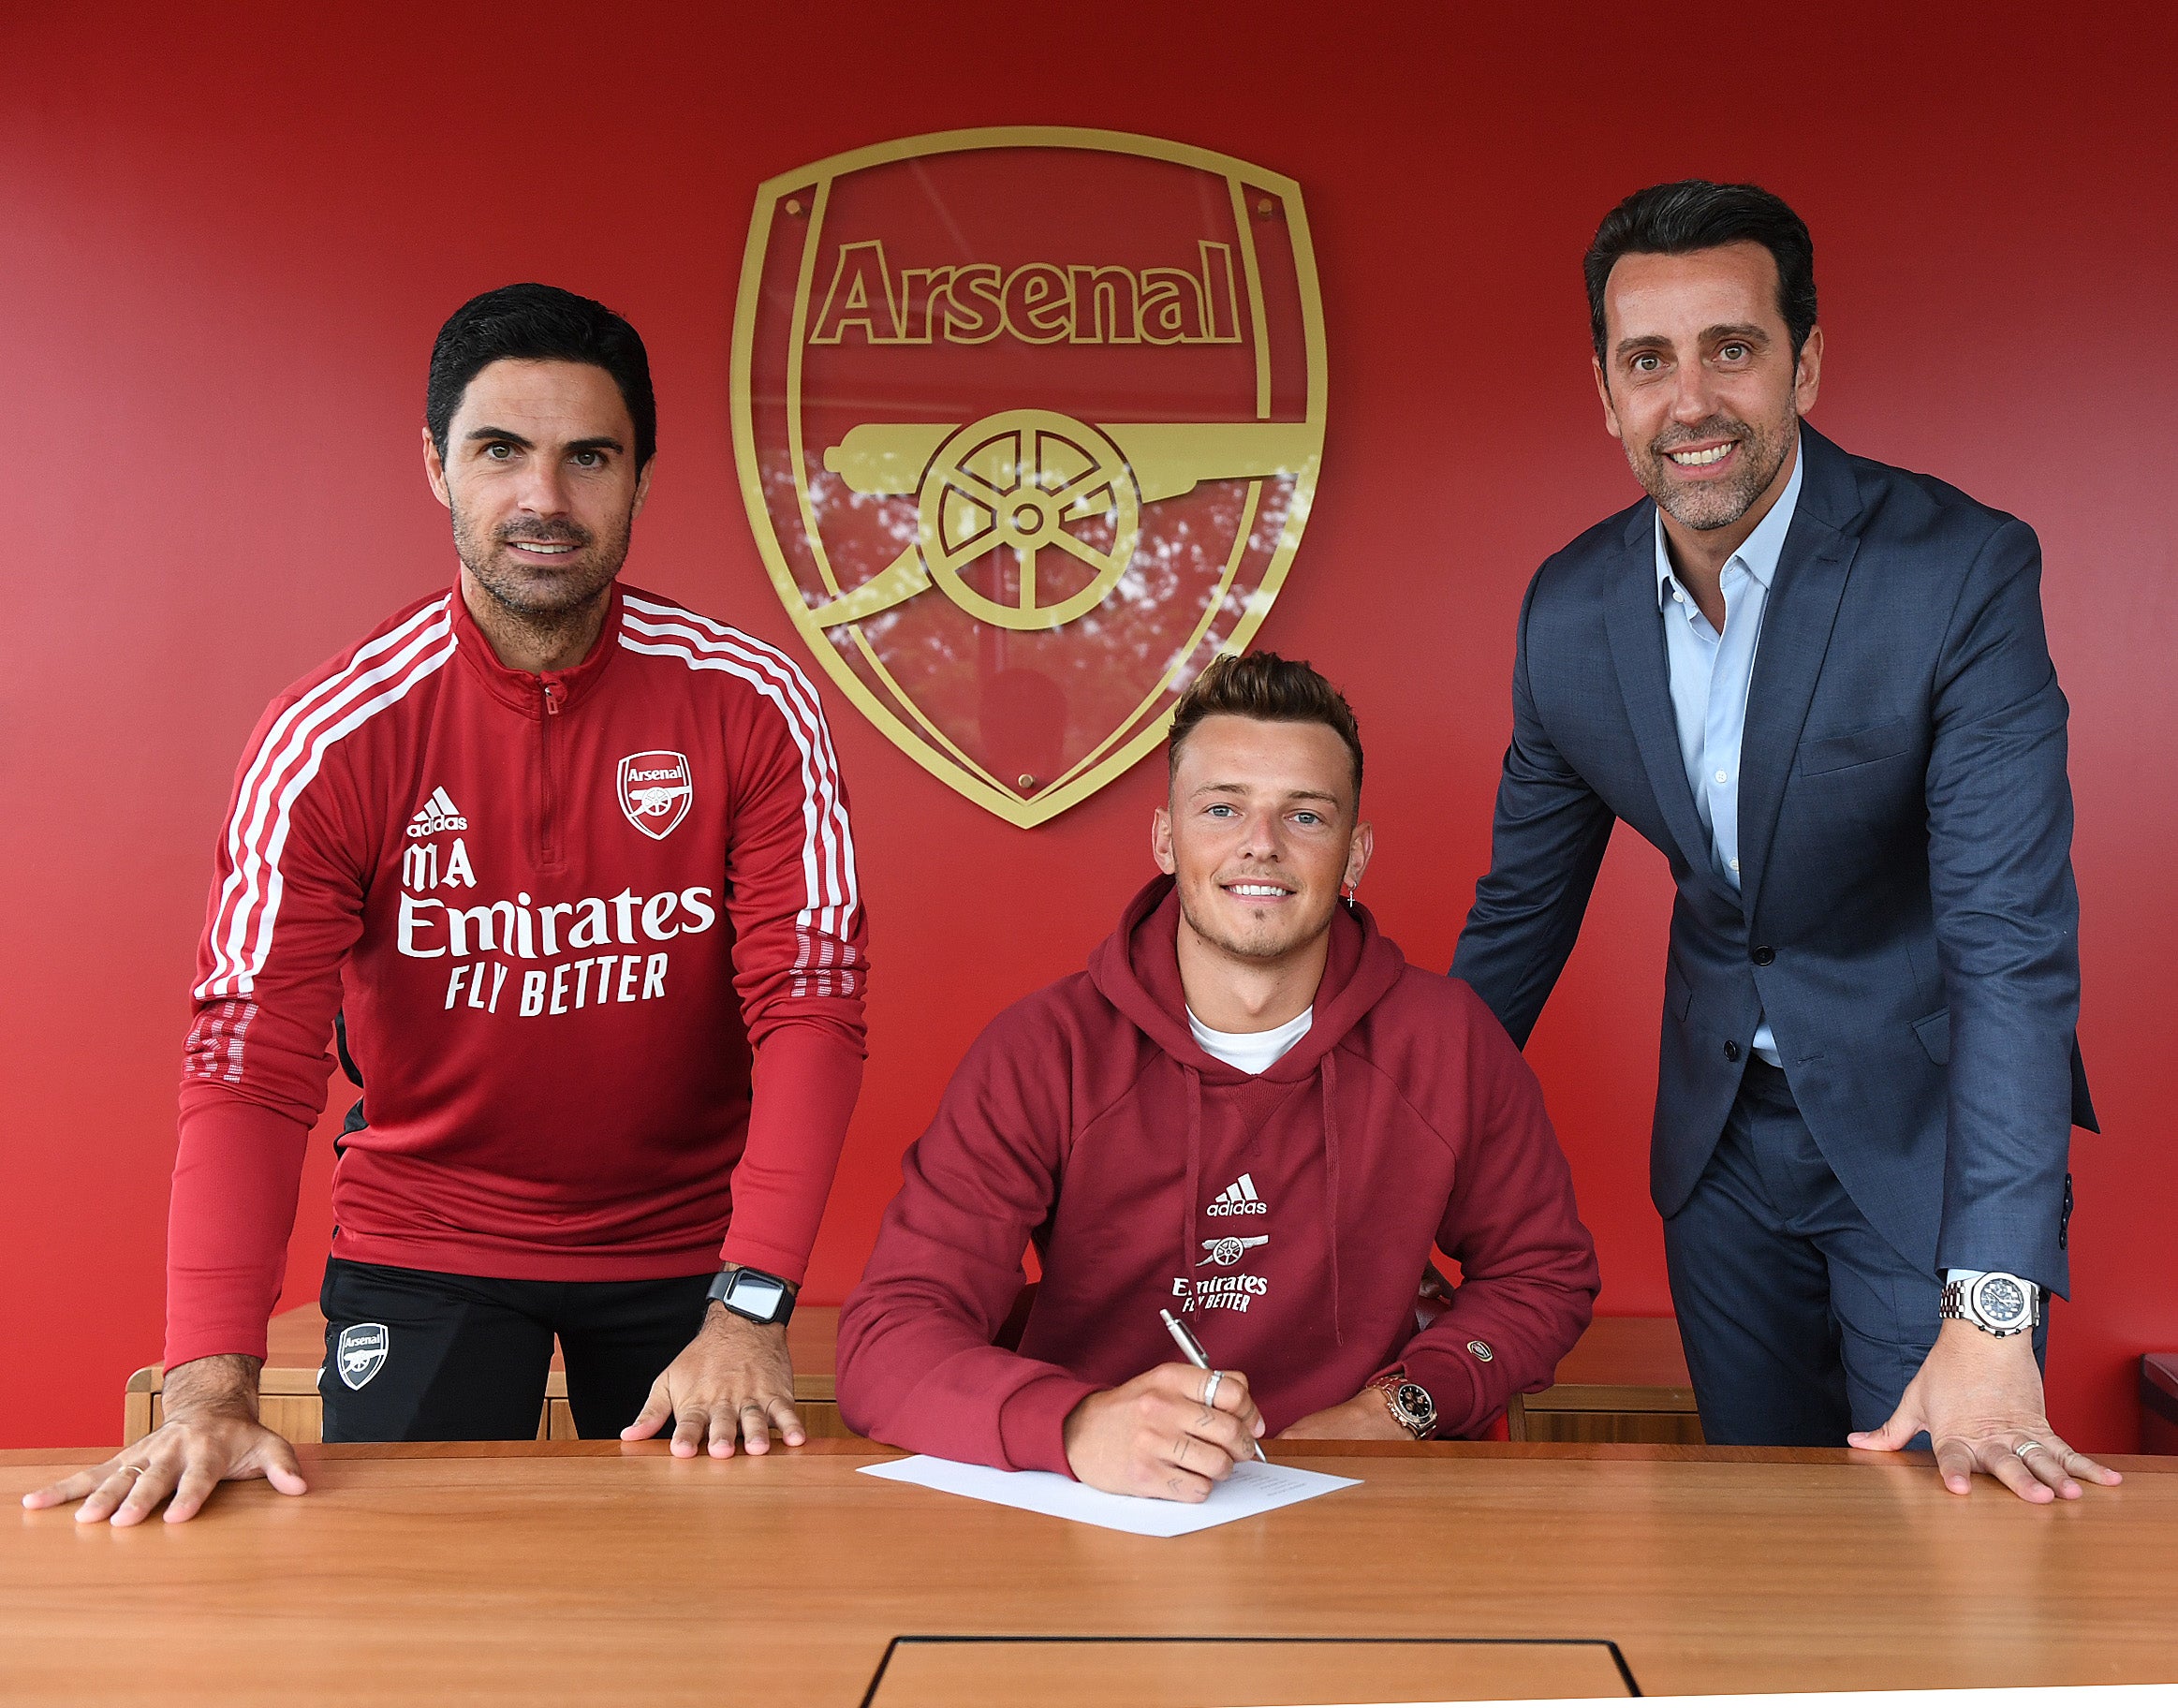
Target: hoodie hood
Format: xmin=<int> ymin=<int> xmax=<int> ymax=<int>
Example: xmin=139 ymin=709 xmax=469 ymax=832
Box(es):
xmin=1086 ymin=875 xmax=1408 ymax=1078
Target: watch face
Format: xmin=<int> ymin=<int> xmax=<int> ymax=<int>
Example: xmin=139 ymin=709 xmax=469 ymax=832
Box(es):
xmin=1973 ymin=1274 xmax=2028 ymax=1328
xmin=727 ymin=1274 xmax=788 ymax=1321
xmin=1396 ymin=1383 xmax=1433 ymax=1422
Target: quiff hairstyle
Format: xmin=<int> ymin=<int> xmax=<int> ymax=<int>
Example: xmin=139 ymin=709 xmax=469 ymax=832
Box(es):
xmin=1167 ymin=651 xmax=1363 ymax=802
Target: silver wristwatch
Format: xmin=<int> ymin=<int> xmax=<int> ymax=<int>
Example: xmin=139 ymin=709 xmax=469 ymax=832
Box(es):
xmin=1940 ymin=1271 xmax=2040 ymax=1337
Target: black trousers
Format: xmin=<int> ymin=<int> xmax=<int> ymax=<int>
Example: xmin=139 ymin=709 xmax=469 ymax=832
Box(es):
xmin=317 ymin=1257 xmax=713 ymax=1443
xmin=1662 ymin=1058 xmax=2046 ymax=1447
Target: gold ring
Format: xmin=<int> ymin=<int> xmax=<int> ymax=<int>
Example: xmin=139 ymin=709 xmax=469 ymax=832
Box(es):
xmin=115 ymin=1465 xmax=146 ymax=1479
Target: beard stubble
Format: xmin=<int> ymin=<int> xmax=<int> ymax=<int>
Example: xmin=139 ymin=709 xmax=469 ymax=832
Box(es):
xmin=1632 ymin=413 xmax=1793 ymax=534
xmin=451 ymin=503 xmax=635 ymax=634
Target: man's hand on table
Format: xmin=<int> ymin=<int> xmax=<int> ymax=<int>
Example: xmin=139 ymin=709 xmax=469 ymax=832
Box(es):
xmin=1276 ymin=1388 xmax=1415 ymax=1440
xmin=22 ymin=1355 xmax=306 ymax=1525
xmin=1848 ymin=1318 xmax=2123 ymax=1503
xmin=1063 ymin=1362 xmax=1265 ymax=1502
xmin=623 ymin=1303 xmax=804 ymax=1458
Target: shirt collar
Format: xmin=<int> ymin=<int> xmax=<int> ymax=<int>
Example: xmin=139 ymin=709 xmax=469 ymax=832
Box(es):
xmin=451 ymin=573 xmax=625 ymax=714
xmin=1654 ymin=432 xmax=1807 ymax=611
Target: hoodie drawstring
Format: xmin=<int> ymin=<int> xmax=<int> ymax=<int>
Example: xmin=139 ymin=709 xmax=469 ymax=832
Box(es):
xmin=1182 ymin=1066 xmax=1204 ymax=1313
xmin=1321 ymin=1050 xmax=1344 ymax=1347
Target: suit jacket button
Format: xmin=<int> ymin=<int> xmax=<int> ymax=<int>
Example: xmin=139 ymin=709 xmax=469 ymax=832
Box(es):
xmin=1752 ymin=945 xmax=1775 ymax=965
xmin=1724 ymin=1040 xmax=1743 ymax=1062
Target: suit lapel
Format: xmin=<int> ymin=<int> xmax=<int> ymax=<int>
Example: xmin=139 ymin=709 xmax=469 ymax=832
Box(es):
xmin=1737 ymin=429 xmax=1863 ymax=922
xmin=1604 ymin=512 xmax=1714 ymax=881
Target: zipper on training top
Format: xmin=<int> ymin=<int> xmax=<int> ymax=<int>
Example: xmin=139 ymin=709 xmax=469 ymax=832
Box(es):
xmin=537 ymin=677 xmax=565 ymax=871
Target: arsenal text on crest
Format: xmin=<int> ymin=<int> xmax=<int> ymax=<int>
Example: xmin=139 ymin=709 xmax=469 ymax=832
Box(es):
xmin=809 ymin=241 xmax=1244 ymax=347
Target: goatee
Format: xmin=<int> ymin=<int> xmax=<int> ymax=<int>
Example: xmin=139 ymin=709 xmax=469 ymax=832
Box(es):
xmin=1635 ymin=417 xmax=1792 ymax=533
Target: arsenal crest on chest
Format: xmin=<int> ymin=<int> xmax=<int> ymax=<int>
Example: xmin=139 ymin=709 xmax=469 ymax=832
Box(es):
xmin=730 ymin=127 xmax=1327 ymax=827
xmin=617 ymin=751 xmax=693 ymax=840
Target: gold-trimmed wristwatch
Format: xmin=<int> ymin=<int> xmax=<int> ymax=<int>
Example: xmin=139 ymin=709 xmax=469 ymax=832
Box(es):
xmin=1366 ymin=1372 xmax=1437 ymax=1438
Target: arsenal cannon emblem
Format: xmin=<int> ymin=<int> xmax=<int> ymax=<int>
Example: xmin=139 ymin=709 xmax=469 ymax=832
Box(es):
xmin=730 ymin=127 xmax=1327 ymax=827
xmin=616 ymin=751 xmax=694 ymax=841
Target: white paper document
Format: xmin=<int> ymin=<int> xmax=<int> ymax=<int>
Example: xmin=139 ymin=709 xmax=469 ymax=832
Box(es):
xmin=859 ymin=1454 xmax=1360 ymax=1537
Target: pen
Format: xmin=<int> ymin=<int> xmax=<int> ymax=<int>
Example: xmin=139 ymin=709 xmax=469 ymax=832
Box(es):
xmin=1160 ymin=1307 xmax=1268 ymax=1462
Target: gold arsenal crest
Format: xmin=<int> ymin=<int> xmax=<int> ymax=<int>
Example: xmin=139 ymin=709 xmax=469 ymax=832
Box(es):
xmin=730 ymin=127 xmax=1327 ymax=826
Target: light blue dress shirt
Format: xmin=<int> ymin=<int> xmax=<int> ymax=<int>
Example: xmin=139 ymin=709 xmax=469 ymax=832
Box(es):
xmin=1652 ymin=441 xmax=1805 ymax=1068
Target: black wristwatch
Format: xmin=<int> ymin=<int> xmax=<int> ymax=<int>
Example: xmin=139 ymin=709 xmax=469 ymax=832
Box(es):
xmin=708 ymin=1265 xmax=797 ymax=1327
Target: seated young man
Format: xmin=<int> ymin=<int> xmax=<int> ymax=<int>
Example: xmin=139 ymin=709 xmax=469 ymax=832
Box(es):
xmin=837 ymin=653 xmax=1598 ymax=1501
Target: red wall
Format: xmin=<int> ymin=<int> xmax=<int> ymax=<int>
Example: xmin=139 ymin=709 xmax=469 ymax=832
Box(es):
xmin=4 ymin=3 xmax=2172 ymax=1452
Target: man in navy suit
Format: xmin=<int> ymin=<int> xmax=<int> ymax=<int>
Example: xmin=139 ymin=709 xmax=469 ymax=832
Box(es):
xmin=1451 ymin=181 xmax=2119 ymax=1502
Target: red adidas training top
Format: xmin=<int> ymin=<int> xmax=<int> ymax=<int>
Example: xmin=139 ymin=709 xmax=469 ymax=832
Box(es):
xmin=169 ymin=580 xmax=867 ymax=1368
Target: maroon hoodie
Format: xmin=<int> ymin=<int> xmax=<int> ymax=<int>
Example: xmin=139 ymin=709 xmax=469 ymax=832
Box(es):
xmin=836 ymin=877 xmax=1597 ymax=1474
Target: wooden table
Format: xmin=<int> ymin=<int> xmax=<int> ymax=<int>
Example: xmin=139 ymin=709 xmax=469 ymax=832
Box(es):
xmin=125 ymin=1308 xmax=1694 ymax=1448
xmin=6 ymin=1440 xmax=2171 ymax=1703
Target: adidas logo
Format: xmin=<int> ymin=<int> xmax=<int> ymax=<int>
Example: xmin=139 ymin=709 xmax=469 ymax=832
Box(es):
xmin=1205 ymin=1172 xmax=1268 ymax=1216
xmin=405 ymin=787 xmax=468 ymax=838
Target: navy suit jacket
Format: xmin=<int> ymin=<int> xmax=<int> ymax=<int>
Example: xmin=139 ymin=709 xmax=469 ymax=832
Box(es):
xmin=1451 ymin=424 xmax=2093 ymax=1293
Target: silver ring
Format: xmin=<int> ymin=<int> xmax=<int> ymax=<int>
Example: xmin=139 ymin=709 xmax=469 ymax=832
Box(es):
xmin=2014 ymin=1438 xmax=2045 ymax=1460
xmin=114 ymin=1464 xmax=145 ymax=1479
xmin=1201 ymin=1369 xmax=1224 ymax=1408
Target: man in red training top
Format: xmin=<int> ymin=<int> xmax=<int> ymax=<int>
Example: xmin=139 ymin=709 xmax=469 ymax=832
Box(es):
xmin=33 ymin=285 xmax=867 ymax=1526
xmin=837 ymin=655 xmax=1596 ymax=1499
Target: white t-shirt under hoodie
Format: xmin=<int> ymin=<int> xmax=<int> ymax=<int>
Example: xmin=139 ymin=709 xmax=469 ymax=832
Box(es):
xmin=1186 ymin=1006 xmax=1313 ymax=1075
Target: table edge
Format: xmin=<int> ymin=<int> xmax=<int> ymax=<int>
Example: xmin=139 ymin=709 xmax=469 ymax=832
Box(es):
xmin=6 ymin=1437 xmax=2171 ymax=1472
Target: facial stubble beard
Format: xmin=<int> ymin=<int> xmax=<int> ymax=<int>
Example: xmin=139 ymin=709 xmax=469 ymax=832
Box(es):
xmin=1175 ymin=877 xmax=1331 ymax=969
xmin=450 ymin=499 xmax=635 ymax=648
xmin=1634 ymin=410 xmax=1795 ymax=534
